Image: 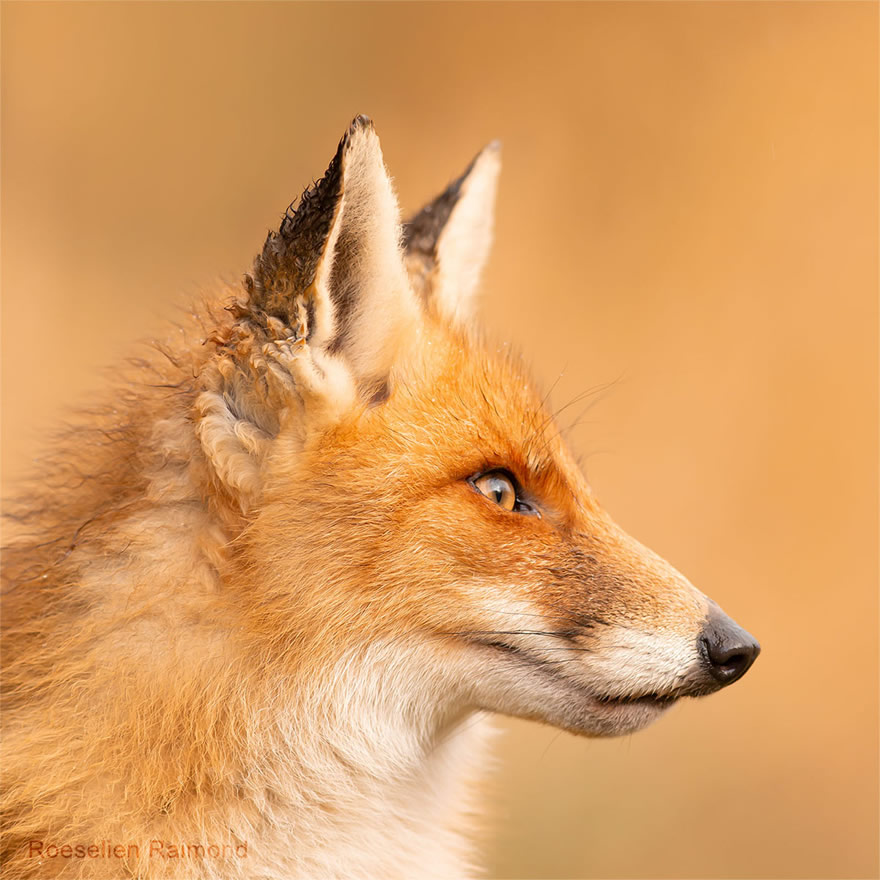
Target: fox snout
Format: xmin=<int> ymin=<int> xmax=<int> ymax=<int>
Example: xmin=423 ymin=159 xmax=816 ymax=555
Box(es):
xmin=699 ymin=603 xmax=761 ymax=688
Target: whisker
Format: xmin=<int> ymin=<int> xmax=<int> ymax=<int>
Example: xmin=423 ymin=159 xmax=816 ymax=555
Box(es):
xmin=524 ymin=380 xmax=618 ymax=455
xmin=539 ymin=729 xmax=566 ymax=763
xmin=466 ymin=604 xmax=607 ymax=633
xmin=439 ymin=629 xmax=577 ymax=638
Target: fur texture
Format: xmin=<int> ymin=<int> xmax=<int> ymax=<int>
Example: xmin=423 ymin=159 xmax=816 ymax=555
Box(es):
xmin=1 ymin=117 xmax=757 ymax=879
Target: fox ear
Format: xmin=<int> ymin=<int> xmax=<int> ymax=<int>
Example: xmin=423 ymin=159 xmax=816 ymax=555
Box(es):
xmin=247 ymin=115 xmax=417 ymax=394
xmin=403 ymin=141 xmax=501 ymax=324
xmin=196 ymin=118 xmax=418 ymax=508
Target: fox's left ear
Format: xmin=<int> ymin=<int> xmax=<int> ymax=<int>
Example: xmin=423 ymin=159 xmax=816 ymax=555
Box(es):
xmin=404 ymin=142 xmax=501 ymax=324
xmin=246 ymin=115 xmax=418 ymax=395
xmin=196 ymin=117 xmax=419 ymax=508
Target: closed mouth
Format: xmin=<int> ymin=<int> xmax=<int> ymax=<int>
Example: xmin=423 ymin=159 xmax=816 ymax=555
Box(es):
xmin=473 ymin=638 xmax=681 ymax=712
xmin=594 ymin=692 xmax=680 ymax=708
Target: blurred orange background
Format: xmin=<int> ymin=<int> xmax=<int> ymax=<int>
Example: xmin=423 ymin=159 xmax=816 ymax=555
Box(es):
xmin=2 ymin=3 xmax=877 ymax=878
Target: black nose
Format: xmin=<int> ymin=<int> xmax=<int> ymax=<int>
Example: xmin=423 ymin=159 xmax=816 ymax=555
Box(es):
xmin=700 ymin=605 xmax=760 ymax=686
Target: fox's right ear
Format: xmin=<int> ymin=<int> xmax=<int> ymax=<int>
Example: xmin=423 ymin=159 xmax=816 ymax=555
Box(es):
xmin=404 ymin=142 xmax=501 ymax=324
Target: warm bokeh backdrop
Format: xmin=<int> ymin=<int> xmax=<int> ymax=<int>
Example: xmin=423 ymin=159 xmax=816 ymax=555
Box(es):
xmin=2 ymin=3 xmax=877 ymax=878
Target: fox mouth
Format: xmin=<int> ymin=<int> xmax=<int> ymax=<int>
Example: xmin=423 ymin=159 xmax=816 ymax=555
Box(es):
xmin=467 ymin=637 xmax=682 ymax=734
xmin=594 ymin=692 xmax=680 ymax=708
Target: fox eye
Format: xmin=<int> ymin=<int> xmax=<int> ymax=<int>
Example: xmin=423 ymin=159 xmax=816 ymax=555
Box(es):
xmin=470 ymin=470 xmax=539 ymax=517
xmin=473 ymin=471 xmax=516 ymax=511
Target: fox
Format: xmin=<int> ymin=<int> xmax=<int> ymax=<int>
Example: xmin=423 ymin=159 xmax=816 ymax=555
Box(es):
xmin=1 ymin=115 xmax=759 ymax=880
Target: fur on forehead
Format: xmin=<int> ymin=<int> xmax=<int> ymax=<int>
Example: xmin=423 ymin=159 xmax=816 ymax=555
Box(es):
xmin=355 ymin=320 xmax=589 ymax=519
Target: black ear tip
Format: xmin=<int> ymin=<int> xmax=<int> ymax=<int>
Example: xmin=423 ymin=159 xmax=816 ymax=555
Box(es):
xmin=339 ymin=116 xmax=377 ymax=155
xmin=335 ymin=116 xmax=377 ymax=165
xmin=462 ymin=140 xmax=502 ymax=179
xmin=348 ymin=114 xmax=375 ymax=135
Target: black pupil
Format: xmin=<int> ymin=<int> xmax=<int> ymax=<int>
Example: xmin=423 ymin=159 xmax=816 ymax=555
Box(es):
xmin=489 ymin=477 xmax=508 ymax=504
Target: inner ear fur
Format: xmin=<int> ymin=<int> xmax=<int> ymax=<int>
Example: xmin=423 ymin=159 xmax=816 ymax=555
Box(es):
xmin=403 ymin=141 xmax=501 ymax=325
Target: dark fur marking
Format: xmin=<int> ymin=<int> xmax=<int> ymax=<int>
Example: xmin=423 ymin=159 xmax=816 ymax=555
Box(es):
xmin=365 ymin=378 xmax=391 ymax=407
xmin=402 ymin=146 xmax=485 ymax=279
xmin=324 ymin=223 xmax=361 ymax=355
xmin=403 ymin=171 xmax=464 ymax=271
xmin=247 ymin=116 xmax=375 ymax=330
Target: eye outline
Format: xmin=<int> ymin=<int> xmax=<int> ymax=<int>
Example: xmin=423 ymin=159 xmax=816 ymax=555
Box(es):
xmin=467 ymin=469 xmax=542 ymax=518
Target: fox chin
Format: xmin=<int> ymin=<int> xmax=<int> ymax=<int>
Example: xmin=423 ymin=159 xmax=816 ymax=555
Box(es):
xmin=1 ymin=115 xmax=759 ymax=880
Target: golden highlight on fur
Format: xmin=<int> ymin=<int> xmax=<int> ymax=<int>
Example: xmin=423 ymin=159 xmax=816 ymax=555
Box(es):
xmin=1 ymin=116 xmax=758 ymax=879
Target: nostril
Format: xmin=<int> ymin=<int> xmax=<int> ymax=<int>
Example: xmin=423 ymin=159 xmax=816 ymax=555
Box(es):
xmin=700 ymin=633 xmax=760 ymax=685
xmin=717 ymin=650 xmax=749 ymax=677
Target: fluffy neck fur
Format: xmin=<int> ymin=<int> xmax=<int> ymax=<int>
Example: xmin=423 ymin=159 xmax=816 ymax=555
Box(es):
xmin=1 ymin=334 xmax=492 ymax=880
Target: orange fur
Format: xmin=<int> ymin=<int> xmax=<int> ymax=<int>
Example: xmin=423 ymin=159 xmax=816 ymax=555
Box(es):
xmin=1 ymin=117 xmax=757 ymax=879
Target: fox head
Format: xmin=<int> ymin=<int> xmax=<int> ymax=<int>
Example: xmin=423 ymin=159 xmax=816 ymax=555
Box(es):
xmin=198 ymin=116 xmax=759 ymax=739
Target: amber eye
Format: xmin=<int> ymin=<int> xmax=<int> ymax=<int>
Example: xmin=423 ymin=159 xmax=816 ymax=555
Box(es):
xmin=472 ymin=471 xmax=518 ymax=512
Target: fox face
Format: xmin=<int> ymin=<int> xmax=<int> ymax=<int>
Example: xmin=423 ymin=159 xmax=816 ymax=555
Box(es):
xmin=203 ymin=116 xmax=758 ymax=740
